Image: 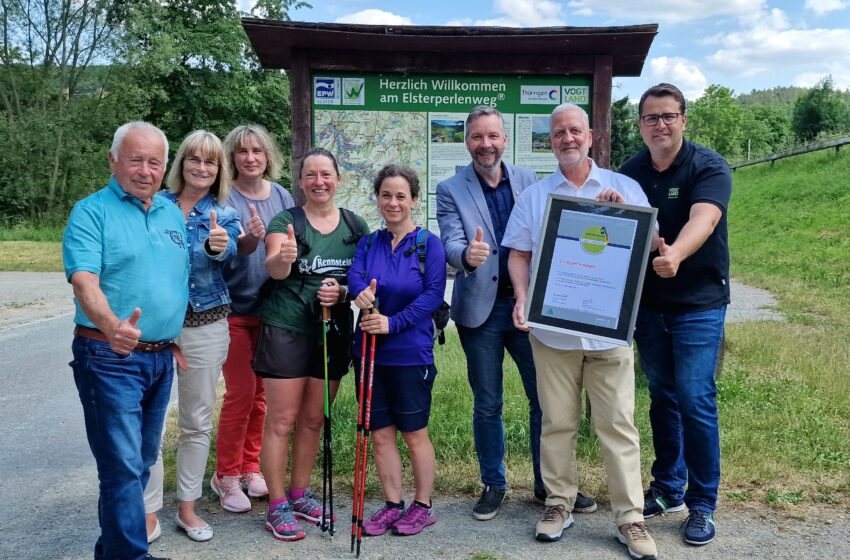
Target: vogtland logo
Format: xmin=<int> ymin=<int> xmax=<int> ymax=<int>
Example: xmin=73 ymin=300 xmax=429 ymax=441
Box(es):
xmin=562 ymin=86 xmax=589 ymax=104
xmin=314 ymin=77 xmax=340 ymax=105
xmin=342 ymin=78 xmax=365 ymax=106
xmin=520 ymin=85 xmax=560 ymax=105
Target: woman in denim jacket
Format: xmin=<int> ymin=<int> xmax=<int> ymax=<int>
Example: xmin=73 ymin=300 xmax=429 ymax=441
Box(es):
xmin=143 ymin=130 xmax=240 ymax=543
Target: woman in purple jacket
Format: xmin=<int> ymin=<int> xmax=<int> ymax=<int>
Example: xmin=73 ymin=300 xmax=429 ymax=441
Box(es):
xmin=348 ymin=164 xmax=447 ymax=538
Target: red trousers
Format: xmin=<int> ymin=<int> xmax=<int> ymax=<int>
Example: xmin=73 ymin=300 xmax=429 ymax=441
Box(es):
xmin=215 ymin=315 xmax=266 ymax=476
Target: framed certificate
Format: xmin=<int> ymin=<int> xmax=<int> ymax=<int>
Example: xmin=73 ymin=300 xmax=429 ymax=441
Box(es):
xmin=525 ymin=194 xmax=657 ymax=346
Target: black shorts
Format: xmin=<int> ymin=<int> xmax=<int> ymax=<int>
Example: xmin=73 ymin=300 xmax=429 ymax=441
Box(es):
xmin=253 ymin=322 xmax=351 ymax=380
xmin=354 ymin=360 xmax=437 ymax=432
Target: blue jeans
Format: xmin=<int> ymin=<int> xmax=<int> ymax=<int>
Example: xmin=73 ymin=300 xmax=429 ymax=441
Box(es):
xmin=634 ymin=306 xmax=726 ymax=512
xmin=457 ymin=297 xmax=543 ymax=492
xmin=71 ymin=336 xmax=174 ymax=560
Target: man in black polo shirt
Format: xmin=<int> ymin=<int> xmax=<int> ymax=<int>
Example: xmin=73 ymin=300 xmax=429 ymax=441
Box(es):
xmin=620 ymin=83 xmax=731 ymax=547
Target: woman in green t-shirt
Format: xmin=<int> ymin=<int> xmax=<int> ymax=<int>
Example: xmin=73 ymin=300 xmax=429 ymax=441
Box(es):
xmin=254 ymin=147 xmax=367 ymax=542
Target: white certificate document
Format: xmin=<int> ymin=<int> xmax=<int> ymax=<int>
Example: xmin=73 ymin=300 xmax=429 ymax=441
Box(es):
xmin=540 ymin=209 xmax=637 ymax=330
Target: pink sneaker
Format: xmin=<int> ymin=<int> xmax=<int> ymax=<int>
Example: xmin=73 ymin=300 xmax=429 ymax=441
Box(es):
xmin=362 ymin=504 xmax=404 ymax=536
xmin=392 ymin=502 xmax=436 ymax=536
xmin=243 ymin=471 xmax=269 ymax=498
xmin=211 ymin=473 xmax=251 ymax=513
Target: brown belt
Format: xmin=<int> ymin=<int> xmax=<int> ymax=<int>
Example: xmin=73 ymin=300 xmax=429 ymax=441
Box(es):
xmin=74 ymin=326 xmax=188 ymax=370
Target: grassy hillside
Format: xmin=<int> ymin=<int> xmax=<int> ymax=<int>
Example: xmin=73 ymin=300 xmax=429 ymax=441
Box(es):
xmin=720 ymin=148 xmax=850 ymax=505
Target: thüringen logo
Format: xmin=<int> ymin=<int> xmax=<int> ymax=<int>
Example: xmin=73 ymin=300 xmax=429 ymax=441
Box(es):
xmin=314 ymin=77 xmax=340 ymax=105
xmin=520 ymin=85 xmax=560 ymax=105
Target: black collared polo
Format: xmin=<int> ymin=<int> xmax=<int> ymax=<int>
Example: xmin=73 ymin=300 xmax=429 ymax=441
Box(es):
xmin=620 ymin=140 xmax=732 ymax=313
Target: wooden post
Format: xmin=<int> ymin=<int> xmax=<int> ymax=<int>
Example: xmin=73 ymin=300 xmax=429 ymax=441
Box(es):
xmin=289 ymin=50 xmax=311 ymax=205
xmin=592 ymin=55 xmax=613 ymax=169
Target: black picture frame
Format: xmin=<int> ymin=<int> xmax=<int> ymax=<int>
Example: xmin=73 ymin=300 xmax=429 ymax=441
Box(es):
xmin=525 ymin=194 xmax=657 ymax=346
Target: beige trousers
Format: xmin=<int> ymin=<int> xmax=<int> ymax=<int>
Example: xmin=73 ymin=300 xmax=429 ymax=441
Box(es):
xmin=531 ymin=337 xmax=644 ymax=526
xmin=144 ymin=318 xmax=229 ymax=509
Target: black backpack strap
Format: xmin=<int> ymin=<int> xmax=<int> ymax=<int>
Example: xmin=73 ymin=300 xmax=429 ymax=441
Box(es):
xmin=288 ymin=206 xmax=310 ymax=255
xmin=340 ymin=207 xmax=367 ymax=245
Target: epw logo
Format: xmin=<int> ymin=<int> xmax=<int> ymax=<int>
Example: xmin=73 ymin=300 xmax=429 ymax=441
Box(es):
xmin=314 ymin=77 xmax=340 ymax=105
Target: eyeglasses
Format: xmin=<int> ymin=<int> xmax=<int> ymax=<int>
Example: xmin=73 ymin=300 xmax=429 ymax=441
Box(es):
xmin=639 ymin=113 xmax=682 ymax=126
xmin=185 ymin=156 xmax=219 ymax=168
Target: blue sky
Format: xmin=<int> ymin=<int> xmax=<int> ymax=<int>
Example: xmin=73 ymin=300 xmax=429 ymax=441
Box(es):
xmin=245 ymin=0 xmax=850 ymax=101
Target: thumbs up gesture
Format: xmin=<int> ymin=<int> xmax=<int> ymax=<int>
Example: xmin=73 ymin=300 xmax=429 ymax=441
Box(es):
xmin=246 ymin=204 xmax=265 ymax=239
xmin=465 ymin=226 xmax=490 ymax=269
xmin=108 ymin=307 xmax=142 ymax=355
xmin=278 ymin=223 xmax=298 ymax=265
xmin=652 ymin=237 xmax=681 ymax=278
xmin=207 ymin=210 xmax=228 ymax=254
xmin=354 ymin=278 xmax=378 ymax=311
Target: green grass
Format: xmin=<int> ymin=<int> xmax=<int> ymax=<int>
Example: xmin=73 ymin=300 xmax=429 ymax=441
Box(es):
xmin=0 ymin=241 xmax=63 ymax=271
xmin=720 ymin=147 xmax=850 ymax=507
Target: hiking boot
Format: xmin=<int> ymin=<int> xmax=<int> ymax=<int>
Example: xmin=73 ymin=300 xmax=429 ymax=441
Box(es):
xmin=289 ymin=489 xmax=334 ymax=525
xmin=243 ymin=471 xmax=269 ymax=498
xmin=472 ymin=485 xmax=506 ymax=521
xmin=211 ymin=473 xmax=251 ymax=513
xmin=618 ymin=521 xmax=658 ymax=559
xmin=535 ymin=504 xmax=574 ymax=542
xmin=643 ymin=487 xmax=685 ymax=518
xmin=533 ymin=489 xmax=598 ymax=513
xmin=392 ymin=502 xmax=437 ymax=536
xmin=682 ymin=508 xmax=716 ymax=545
xmin=265 ymin=501 xmax=305 ymax=541
xmin=362 ymin=503 xmax=405 ymax=536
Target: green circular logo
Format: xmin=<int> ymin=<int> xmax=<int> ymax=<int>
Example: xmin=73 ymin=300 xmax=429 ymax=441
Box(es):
xmin=580 ymin=226 xmax=609 ymax=254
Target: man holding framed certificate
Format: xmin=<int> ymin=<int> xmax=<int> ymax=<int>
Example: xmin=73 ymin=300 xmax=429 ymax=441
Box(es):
xmin=503 ymin=103 xmax=659 ymax=560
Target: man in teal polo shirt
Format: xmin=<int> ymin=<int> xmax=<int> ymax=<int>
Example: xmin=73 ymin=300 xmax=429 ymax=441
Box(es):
xmin=63 ymin=121 xmax=188 ymax=560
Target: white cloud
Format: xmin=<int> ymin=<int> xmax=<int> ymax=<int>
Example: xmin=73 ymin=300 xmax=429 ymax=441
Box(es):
xmin=647 ymin=57 xmax=708 ymax=99
xmin=706 ymin=26 xmax=850 ymax=76
xmin=793 ymin=71 xmax=850 ymax=91
xmin=444 ymin=0 xmax=565 ymax=27
xmin=567 ymin=0 xmax=764 ymax=23
xmin=334 ymin=9 xmax=413 ymax=25
xmin=804 ymin=0 xmax=849 ymax=15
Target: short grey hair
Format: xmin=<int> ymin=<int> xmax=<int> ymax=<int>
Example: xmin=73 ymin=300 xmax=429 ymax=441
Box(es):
xmin=465 ymin=106 xmax=506 ymax=138
xmin=110 ymin=121 xmax=169 ymax=161
xmin=551 ymin=103 xmax=590 ymax=128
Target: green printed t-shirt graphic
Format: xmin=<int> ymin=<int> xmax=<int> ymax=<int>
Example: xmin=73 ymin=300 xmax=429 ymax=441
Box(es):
xmin=263 ymin=209 xmax=368 ymax=336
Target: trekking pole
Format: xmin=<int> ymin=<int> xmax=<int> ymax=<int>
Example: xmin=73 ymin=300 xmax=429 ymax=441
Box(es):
xmin=351 ymin=309 xmax=370 ymax=552
xmin=355 ymin=303 xmax=378 ymax=558
xmin=321 ymin=304 xmax=334 ymax=537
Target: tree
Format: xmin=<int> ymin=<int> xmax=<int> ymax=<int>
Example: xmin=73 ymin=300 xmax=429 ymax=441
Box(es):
xmin=792 ymin=76 xmax=850 ymax=142
xmin=610 ymin=95 xmax=643 ymax=170
xmin=739 ymin=104 xmax=791 ymax=158
xmin=123 ymin=0 xmax=299 ymax=180
xmin=686 ymin=84 xmax=742 ymax=160
xmin=0 ymin=0 xmax=141 ymax=223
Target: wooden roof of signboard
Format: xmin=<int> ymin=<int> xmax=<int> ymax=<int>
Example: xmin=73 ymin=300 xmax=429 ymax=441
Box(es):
xmin=242 ymin=20 xmax=658 ymax=76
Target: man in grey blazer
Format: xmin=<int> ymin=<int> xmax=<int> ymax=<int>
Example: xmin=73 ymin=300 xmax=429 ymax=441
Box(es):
xmin=436 ymin=106 xmax=596 ymax=521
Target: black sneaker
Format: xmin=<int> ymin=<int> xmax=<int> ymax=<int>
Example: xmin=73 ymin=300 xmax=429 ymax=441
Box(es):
xmin=682 ymin=508 xmax=716 ymax=546
xmin=573 ymin=492 xmax=598 ymax=513
xmin=644 ymin=487 xmax=685 ymax=519
xmin=145 ymin=555 xmax=171 ymax=560
xmin=533 ymin=488 xmax=597 ymax=513
xmin=472 ymin=485 xmax=506 ymax=520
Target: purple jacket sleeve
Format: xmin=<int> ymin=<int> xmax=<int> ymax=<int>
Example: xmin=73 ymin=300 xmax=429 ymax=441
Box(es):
xmin=347 ymin=235 xmax=370 ymax=299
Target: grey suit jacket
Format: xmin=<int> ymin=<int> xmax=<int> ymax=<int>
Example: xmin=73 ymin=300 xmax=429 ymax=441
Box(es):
xmin=436 ymin=163 xmax=537 ymax=328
